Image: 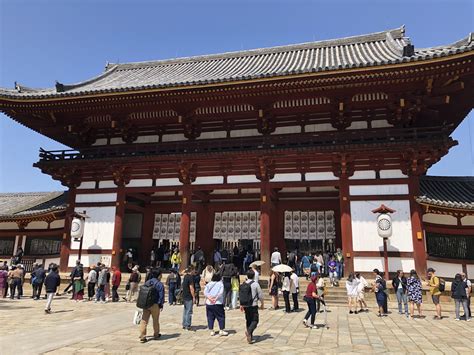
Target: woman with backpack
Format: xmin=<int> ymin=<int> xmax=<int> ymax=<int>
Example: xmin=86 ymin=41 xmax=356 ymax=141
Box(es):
xmin=451 ymin=273 xmax=471 ymax=321
xmin=303 ymin=274 xmax=320 ymax=329
xmin=269 ymin=271 xmax=280 ymax=310
xmin=407 ymin=269 xmax=423 ymax=318
xmin=372 ymin=269 xmax=387 ymax=317
xmin=204 ymin=273 xmax=228 ymax=336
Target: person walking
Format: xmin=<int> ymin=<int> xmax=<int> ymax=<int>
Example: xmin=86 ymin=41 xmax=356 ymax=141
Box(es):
xmin=427 ymin=268 xmax=443 ymax=320
xmin=372 ymin=269 xmax=387 ymax=317
xmin=270 ymin=247 xmax=282 ymax=267
xmin=392 ymin=270 xmax=409 ymax=317
xmin=201 ymin=265 xmax=214 ymax=285
xmin=8 ymin=265 xmax=22 ymax=299
xmin=166 ymin=269 xmax=180 ymax=305
xmin=282 ymin=272 xmax=292 ymax=313
xmin=303 ymin=274 xmax=320 ymax=329
xmin=213 ymin=249 xmax=222 ymax=269
xmin=73 ymin=275 xmax=85 ymax=301
xmin=301 ymin=254 xmax=311 ymax=279
xmin=328 ymin=257 xmax=338 ymax=286
xmin=355 ymin=273 xmax=369 ymax=312
xmin=95 ymin=265 xmax=107 ymax=303
xmin=240 ymin=269 xmax=264 ymax=344
xmin=193 ymin=271 xmax=201 ymax=307
xmin=290 ymin=269 xmax=299 ymax=311
xmin=111 ymin=266 xmax=121 ymax=302
xmin=269 ymin=270 xmax=280 ymax=310
xmin=31 ymin=264 xmax=46 ymax=300
xmin=335 ymin=248 xmax=344 ymax=279
xmin=139 ymin=268 xmax=165 ymax=343
xmin=251 ymin=264 xmax=260 ymax=283
xmin=182 ymin=266 xmax=195 ymax=330
xmin=171 ymin=249 xmax=182 ymax=272
xmin=231 ymin=273 xmax=240 ymax=310
xmin=461 ymin=273 xmax=471 ymax=319
xmin=44 ymin=265 xmax=60 ymax=314
xmin=407 ymin=269 xmax=423 ymax=319
xmin=63 ymin=260 xmax=83 ymax=297
xmin=86 ymin=265 xmax=97 ymax=301
xmin=220 ymin=262 xmax=235 ymax=310
xmin=204 ymin=273 xmax=228 ymax=336
xmin=452 ymin=273 xmax=471 ymax=321
xmin=126 ymin=266 xmax=141 ymax=302
xmin=0 ymin=266 xmax=7 ymax=298
xmin=346 ymin=272 xmax=360 ymax=314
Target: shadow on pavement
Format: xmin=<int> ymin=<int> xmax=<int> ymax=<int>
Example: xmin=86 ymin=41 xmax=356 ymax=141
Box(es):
xmin=253 ymin=334 xmax=273 ymax=343
xmin=53 ymin=309 xmax=74 ymax=314
xmin=157 ymin=333 xmax=180 ymax=340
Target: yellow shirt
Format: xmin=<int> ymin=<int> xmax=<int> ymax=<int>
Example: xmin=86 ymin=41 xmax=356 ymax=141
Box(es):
xmin=429 ymin=276 xmax=441 ymax=296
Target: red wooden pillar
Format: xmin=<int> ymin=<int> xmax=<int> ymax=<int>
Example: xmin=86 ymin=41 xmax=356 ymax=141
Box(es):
xmin=60 ymin=187 xmax=77 ymax=272
xmin=140 ymin=205 xmax=154 ymax=266
xmin=195 ymin=203 xmax=213 ymax=264
xmin=408 ymin=175 xmax=427 ymax=276
xmin=179 ymin=185 xmax=192 ymax=270
xmin=339 ymin=177 xmax=354 ymax=274
xmin=260 ymin=182 xmax=273 ymax=275
xmin=111 ymin=187 xmax=125 ymax=268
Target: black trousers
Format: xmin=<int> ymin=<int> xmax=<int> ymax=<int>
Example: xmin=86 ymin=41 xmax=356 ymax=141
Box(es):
xmin=112 ymin=285 xmax=119 ymax=302
xmin=244 ymin=306 xmax=259 ymax=336
xmin=304 ymin=298 xmax=317 ymax=325
xmin=32 ymin=283 xmax=43 ymax=299
xmin=283 ymin=291 xmax=291 ymax=312
xmin=223 ymin=279 xmax=232 ymax=307
xmin=292 ymin=292 xmax=299 ymax=310
xmin=87 ymin=282 xmax=96 ymax=299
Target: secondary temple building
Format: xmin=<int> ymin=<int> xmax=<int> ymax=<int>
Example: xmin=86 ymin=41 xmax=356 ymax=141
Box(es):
xmin=0 ymin=27 xmax=473 ymax=276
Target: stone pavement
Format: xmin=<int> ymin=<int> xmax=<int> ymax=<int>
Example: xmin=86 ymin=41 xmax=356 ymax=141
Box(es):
xmin=0 ymin=295 xmax=472 ymax=355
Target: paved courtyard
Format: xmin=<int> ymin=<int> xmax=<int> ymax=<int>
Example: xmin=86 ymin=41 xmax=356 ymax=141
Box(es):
xmin=0 ymin=294 xmax=472 ymax=355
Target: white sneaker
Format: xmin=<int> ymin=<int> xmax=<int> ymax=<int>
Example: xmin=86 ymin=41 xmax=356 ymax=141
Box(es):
xmin=210 ymin=330 xmax=215 ymax=336
xmin=467 ymin=318 xmax=471 ymax=322
xmin=455 ymin=318 xmax=460 ymax=321
xmin=219 ymin=330 xmax=229 ymax=336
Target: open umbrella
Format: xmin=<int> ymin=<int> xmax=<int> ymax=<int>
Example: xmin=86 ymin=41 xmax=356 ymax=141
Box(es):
xmin=249 ymin=260 xmax=265 ymax=267
xmin=272 ymin=264 xmax=293 ymax=273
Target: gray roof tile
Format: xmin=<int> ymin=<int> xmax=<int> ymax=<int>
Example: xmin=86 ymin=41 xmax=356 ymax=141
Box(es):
xmin=0 ymin=191 xmax=67 ymax=220
xmin=417 ymin=176 xmax=474 ymax=211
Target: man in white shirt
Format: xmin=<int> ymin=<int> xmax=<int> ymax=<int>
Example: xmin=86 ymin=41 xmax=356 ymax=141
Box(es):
xmin=270 ymin=247 xmax=282 ymax=267
xmin=290 ymin=270 xmax=299 ymax=311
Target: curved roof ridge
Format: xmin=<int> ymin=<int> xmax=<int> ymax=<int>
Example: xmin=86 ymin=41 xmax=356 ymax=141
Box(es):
xmin=56 ymin=65 xmax=119 ymax=92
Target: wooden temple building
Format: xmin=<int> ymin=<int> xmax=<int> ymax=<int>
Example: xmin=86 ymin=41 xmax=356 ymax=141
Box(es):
xmin=0 ymin=27 xmax=473 ymax=275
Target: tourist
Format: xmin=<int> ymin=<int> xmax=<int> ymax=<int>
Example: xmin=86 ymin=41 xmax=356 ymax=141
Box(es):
xmin=156 ymin=245 xmax=164 ymax=268
xmin=287 ymin=250 xmax=297 ymax=270
xmin=220 ymin=262 xmax=235 ymax=310
xmin=346 ymin=272 xmax=360 ymax=314
xmin=213 ymin=249 xmax=222 ymax=268
xmin=145 ymin=266 xmax=153 ymax=282
xmin=392 ymin=270 xmax=408 ymax=316
xmin=18 ymin=264 xmax=26 ymax=298
xmin=269 ymin=270 xmax=280 ymax=310
xmin=310 ymin=257 xmax=319 ymax=277
xmin=111 ymin=266 xmax=121 ymax=302
xmin=270 ymin=247 xmax=281 ymax=267
xmin=13 ymin=246 xmax=23 ymax=265
xmin=86 ymin=265 xmax=97 ymax=301
xmin=171 ymin=249 xmax=181 ymax=271
xmin=150 ymin=249 xmax=156 ymax=267
xmin=204 ymin=273 xmax=228 ymax=336
xmin=316 ymin=272 xmax=326 ymax=311
xmin=44 ymin=265 xmax=60 ymax=314
xmin=126 ymin=265 xmax=141 ymax=302
xmin=407 ymin=269 xmax=423 ymax=319
xmin=193 ymin=270 xmax=201 ymax=306
xmin=104 ymin=267 xmax=112 ymax=300
xmin=461 ymin=273 xmax=471 ymax=319
xmin=8 ymin=264 xmax=22 ymax=299
xmin=243 ymin=250 xmax=253 ymax=272
xmin=427 ymin=268 xmax=442 ymax=319
xmin=221 ymin=249 xmax=229 ymax=265
xmin=73 ymin=274 xmax=85 ymax=301
xmin=290 ymin=269 xmax=299 ymax=311
xmin=194 ymin=246 xmax=205 ymax=274
xmin=316 ymin=252 xmax=324 ymax=275
xmin=240 ymin=269 xmax=264 ymax=344
xmin=281 ymin=272 xmax=292 ymax=313
xmin=335 ymin=248 xmax=344 ymax=279
xmin=231 ymin=272 xmax=239 ymax=309
xmin=124 ymin=248 xmax=134 ymax=270
xmin=355 ymin=273 xmax=368 ymax=312
xmin=328 ymin=257 xmax=337 ymax=286
xmin=166 ymin=269 xmax=180 ymax=305
xmin=451 ymin=273 xmax=471 ymax=321
xmin=0 ymin=265 xmax=7 ymax=298
xmin=251 ymin=264 xmax=260 ymax=282
xmin=372 ymin=269 xmax=387 ymax=317
xmin=201 ymin=265 xmax=214 ymax=285
xmin=139 ymin=268 xmax=165 ymax=343
xmin=301 ymin=254 xmax=311 ymax=279
xmin=303 ymin=274 xmax=320 ymax=329
xmin=182 ymin=266 xmax=195 ymax=330
xmin=63 ymin=260 xmax=83 ymax=297
xmin=96 ymin=265 xmax=107 ymax=303
xmin=31 ymin=263 xmax=46 ymax=300
xmin=163 ymin=248 xmax=170 ymax=269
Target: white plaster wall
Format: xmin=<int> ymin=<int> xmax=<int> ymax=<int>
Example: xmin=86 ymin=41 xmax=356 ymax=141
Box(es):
xmin=351 ymin=200 xmax=413 ymax=252
xmin=371 ymin=120 xmax=392 ymax=128
xmin=25 ymin=221 xmax=49 ymax=230
xmin=305 ymin=172 xmax=338 ymax=181
xmin=70 ymin=206 xmax=116 ymax=251
xmin=76 ymin=193 xmax=117 ymax=203
xmin=461 ymin=216 xmax=474 ymax=226
xmin=127 ymin=179 xmax=153 ymax=187
xmin=422 ymin=213 xmax=458 ymax=226
xmin=305 ymin=123 xmax=336 ymax=132
xmin=136 ymin=135 xmax=159 ymax=144
xmin=194 ymin=176 xmax=224 ymax=185
xmin=162 ymin=134 xmax=186 ymax=142
xmin=155 ymin=178 xmax=182 ymax=186
xmin=350 ymin=184 xmax=409 ymax=196
xmin=271 ymin=173 xmax=302 ymax=182
xmin=230 ymin=129 xmax=260 ymax=138
xmin=349 ymin=170 xmax=376 ymax=180
xmin=379 ymin=169 xmax=407 ymax=179
xmin=427 ymin=260 xmax=463 ymax=278
xmin=199 ymin=131 xmax=227 ymax=140
xmin=91 ymin=138 xmax=108 ymax=146
xmin=110 ymin=137 xmax=124 ymax=145
xmin=0 ymin=222 xmax=21 ymax=230
xmin=354 ymin=257 xmax=415 ymax=272
xmin=348 ymin=121 xmax=368 ymax=130
xmin=99 ymin=181 xmax=116 ymax=189
xmin=50 ymin=219 xmax=65 ymax=229
xmin=273 ymin=126 xmax=301 ymax=135
xmin=467 ymin=265 xmax=474 ymax=279
xmin=227 ymin=175 xmax=260 ymax=184
xmin=68 ymin=254 xmax=112 ymax=268
xmin=77 ymin=181 xmax=96 ymax=189
xmin=44 ymin=257 xmax=60 ymax=267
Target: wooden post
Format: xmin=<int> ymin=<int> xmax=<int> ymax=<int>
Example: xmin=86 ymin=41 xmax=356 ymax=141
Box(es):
xmin=179 ymin=186 xmax=192 ymax=270
xmin=111 ymin=187 xmax=125 ymax=269
xmin=383 ymin=238 xmax=389 ymax=280
xmin=408 ymin=175 xmax=427 ymax=276
xmin=60 ymin=187 xmax=76 ymax=272
xmin=260 ymin=182 xmax=272 ymax=275
xmin=195 ymin=203 xmax=213 ymax=264
xmin=339 ymin=177 xmax=354 ymax=274
xmin=140 ymin=206 xmax=154 ymax=266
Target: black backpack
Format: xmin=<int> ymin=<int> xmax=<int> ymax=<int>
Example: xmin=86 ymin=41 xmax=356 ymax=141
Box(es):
xmin=136 ymin=283 xmax=158 ymax=309
xmin=239 ymin=281 xmax=255 ymax=307
xmin=438 ymin=277 xmax=446 ymax=292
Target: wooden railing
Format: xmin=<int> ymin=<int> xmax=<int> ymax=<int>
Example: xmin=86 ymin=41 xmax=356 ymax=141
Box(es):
xmin=37 ymin=126 xmax=451 ymax=162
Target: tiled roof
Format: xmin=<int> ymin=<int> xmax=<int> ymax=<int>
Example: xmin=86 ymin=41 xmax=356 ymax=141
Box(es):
xmin=417 ymin=176 xmax=474 ymax=211
xmin=0 ymin=191 xmax=67 ymax=220
xmin=1 ymin=27 xmax=473 ymax=100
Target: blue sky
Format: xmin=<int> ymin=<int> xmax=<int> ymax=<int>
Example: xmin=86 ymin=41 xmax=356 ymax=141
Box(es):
xmin=0 ymin=0 xmax=473 ymax=192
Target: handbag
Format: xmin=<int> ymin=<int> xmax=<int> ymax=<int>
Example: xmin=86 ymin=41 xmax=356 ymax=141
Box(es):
xmin=133 ymin=309 xmax=143 ymax=325
xmin=125 ymin=282 xmax=130 ymax=291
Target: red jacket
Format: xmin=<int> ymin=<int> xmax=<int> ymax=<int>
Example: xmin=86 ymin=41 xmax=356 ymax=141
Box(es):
xmin=112 ymin=270 xmax=122 ymax=286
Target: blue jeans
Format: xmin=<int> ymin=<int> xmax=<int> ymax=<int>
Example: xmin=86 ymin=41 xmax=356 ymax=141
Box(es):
xmin=168 ymin=282 xmax=177 ymax=304
xmin=336 ymin=262 xmax=343 ymax=279
xmin=396 ymin=288 xmax=408 ymax=314
xmin=96 ymin=285 xmax=105 ymax=301
xmin=183 ymin=299 xmax=193 ymax=328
